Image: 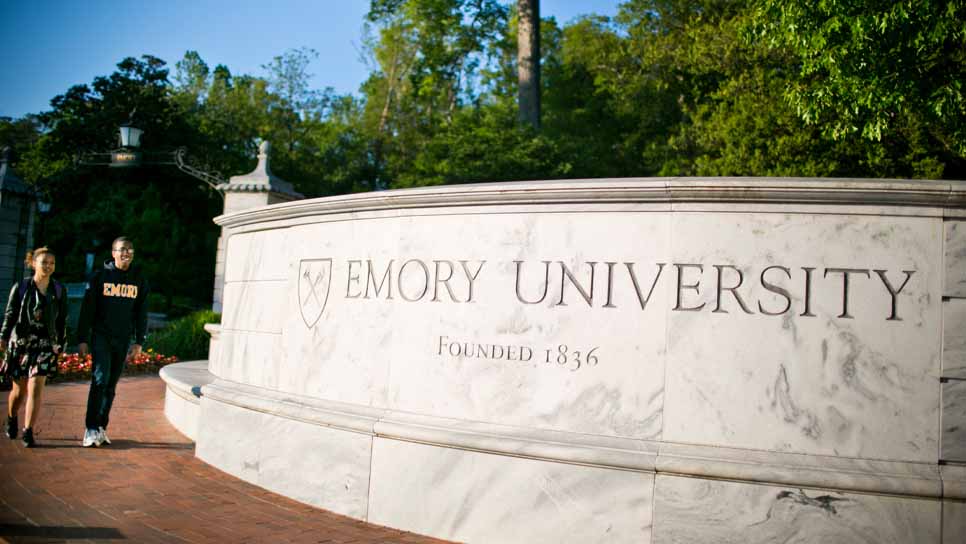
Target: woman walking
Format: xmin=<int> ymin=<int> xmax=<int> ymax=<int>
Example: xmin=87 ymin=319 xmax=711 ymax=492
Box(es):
xmin=1 ymin=247 xmax=67 ymax=447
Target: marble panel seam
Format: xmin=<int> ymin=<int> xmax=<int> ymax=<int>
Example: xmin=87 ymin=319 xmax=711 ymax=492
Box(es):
xmin=219 ymin=328 xmax=282 ymax=336
xmin=371 ymin=420 xmax=659 ymax=472
xmin=202 ymin=380 xmax=385 ymax=436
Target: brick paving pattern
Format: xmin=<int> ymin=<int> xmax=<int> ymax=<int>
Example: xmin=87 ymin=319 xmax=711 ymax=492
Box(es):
xmin=0 ymin=375 xmax=454 ymax=543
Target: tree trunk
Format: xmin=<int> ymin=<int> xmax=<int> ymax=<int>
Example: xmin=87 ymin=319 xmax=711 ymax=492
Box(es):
xmin=517 ymin=0 xmax=540 ymax=129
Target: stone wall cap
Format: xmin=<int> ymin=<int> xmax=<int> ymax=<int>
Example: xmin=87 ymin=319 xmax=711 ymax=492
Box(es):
xmin=215 ymin=176 xmax=966 ymax=228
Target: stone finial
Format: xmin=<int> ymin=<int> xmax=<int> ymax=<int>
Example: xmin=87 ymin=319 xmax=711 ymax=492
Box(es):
xmin=217 ymin=140 xmax=302 ymax=199
xmin=248 ymin=140 xmax=274 ymax=180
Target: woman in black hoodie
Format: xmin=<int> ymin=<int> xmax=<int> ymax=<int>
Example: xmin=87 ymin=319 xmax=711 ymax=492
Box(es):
xmin=0 ymin=247 xmax=68 ymax=447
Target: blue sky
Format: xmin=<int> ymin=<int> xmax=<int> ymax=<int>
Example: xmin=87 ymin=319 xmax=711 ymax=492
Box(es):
xmin=0 ymin=1 xmax=620 ymax=119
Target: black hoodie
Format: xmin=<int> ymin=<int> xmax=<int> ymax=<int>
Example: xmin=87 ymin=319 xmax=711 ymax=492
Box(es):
xmin=77 ymin=259 xmax=149 ymax=345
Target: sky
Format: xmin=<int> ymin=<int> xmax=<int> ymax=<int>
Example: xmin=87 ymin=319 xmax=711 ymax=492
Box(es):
xmin=0 ymin=0 xmax=621 ymax=119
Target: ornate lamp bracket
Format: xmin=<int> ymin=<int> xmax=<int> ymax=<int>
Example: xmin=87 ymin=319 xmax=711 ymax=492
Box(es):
xmin=173 ymin=148 xmax=226 ymax=200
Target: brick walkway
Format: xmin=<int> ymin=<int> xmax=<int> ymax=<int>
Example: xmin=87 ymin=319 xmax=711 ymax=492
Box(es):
xmin=0 ymin=375 xmax=453 ymax=543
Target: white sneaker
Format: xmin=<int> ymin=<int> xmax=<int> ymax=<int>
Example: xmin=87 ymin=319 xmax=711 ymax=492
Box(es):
xmin=82 ymin=428 xmax=99 ymax=447
xmin=97 ymin=427 xmax=111 ymax=445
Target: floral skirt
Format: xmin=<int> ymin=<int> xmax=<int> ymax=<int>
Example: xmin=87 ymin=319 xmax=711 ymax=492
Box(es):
xmin=2 ymin=335 xmax=57 ymax=380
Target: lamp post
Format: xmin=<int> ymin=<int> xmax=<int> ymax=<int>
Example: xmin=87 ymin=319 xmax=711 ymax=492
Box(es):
xmin=118 ymin=123 xmax=143 ymax=148
xmin=79 ymin=124 xmax=303 ymax=311
xmin=110 ymin=123 xmax=144 ymax=168
xmin=80 ymin=123 xmax=226 ymax=198
xmin=36 ymin=198 xmax=51 ymax=248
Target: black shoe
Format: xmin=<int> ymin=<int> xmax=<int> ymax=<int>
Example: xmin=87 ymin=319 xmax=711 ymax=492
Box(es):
xmin=21 ymin=427 xmax=33 ymax=448
xmin=5 ymin=416 xmax=16 ymax=439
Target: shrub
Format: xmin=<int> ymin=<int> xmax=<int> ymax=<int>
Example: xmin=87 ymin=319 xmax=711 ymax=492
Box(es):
xmin=145 ymin=310 xmax=220 ymax=361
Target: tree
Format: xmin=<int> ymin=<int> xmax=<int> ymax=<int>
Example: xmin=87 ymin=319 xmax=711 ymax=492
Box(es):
xmin=362 ymin=0 xmax=508 ymax=186
xmin=517 ymin=0 xmax=540 ymax=128
xmin=392 ymin=100 xmax=573 ymax=187
xmin=171 ymin=49 xmax=368 ymax=198
xmin=17 ymin=56 xmax=222 ymax=313
xmin=0 ymin=116 xmax=42 ymax=157
xmin=753 ymin=0 xmax=966 ymax=174
xmin=261 ymin=48 xmax=332 ymax=151
xmin=593 ymin=0 xmax=952 ymax=179
xmin=547 ymin=13 xmax=676 ymax=177
xmin=172 ymin=50 xmax=210 ymax=107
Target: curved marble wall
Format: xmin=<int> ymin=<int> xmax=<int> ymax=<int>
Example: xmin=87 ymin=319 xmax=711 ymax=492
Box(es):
xmin=198 ymin=178 xmax=966 ymax=543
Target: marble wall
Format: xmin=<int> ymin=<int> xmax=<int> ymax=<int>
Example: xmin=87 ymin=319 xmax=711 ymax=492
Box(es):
xmin=220 ymin=208 xmax=941 ymax=462
xmin=197 ymin=178 xmax=966 ymax=543
xmin=368 ymin=438 xmax=653 ymax=543
xmin=661 ymin=213 xmax=939 ymax=462
xmin=195 ymin=395 xmax=373 ymax=519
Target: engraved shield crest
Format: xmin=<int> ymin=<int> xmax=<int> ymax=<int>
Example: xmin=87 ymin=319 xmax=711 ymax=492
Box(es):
xmin=299 ymin=258 xmax=333 ymax=328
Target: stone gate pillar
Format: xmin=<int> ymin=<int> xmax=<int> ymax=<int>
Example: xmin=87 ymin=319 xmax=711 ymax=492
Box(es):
xmin=213 ymin=141 xmax=302 ymax=312
xmin=0 ymin=147 xmax=37 ymax=286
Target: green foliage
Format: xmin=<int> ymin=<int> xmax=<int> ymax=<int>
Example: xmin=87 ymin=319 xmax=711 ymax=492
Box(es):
xmin=360 ymin=0 xmax=509 ymax=186
xmin=612 ymin=0 xmax=961 ymax=178
xmin=0 ymin=116 xmax=41 ymax=156
xmin=3 ymin=1 xmax=962 ymax=319
xmin=394 ymin=102 xmax=573 ymax=186
xmin=172 ymin=49 xmax=374 ymax=196
xmin=145 ymin=310 xmax=220 ymax=361
xmin=752 ymin=0 xmax=966 ymax=163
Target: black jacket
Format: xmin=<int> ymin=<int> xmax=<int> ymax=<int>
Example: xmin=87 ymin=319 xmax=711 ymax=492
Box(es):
xmin=0 ymin=278 xmax=68 ymax=348
xmin=77 ymin=260 xmax=150 ymax=345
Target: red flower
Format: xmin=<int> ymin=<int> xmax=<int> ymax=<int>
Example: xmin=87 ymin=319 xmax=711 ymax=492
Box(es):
xmin=55 ymin=350 xmax=177 ymax=380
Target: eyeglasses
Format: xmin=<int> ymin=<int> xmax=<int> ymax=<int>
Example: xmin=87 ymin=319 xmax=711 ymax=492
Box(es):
xmin=113 ymin=247 xmax=135 ymax=254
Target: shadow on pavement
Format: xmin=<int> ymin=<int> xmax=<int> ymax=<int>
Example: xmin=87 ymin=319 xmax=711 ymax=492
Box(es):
xmin=27 ymin=439 xmax=192 ymax=451
xmin=95 ymin=439 xmax=193 ymax=451
xmin=0 ymin=523 xmax=125 ymax=539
